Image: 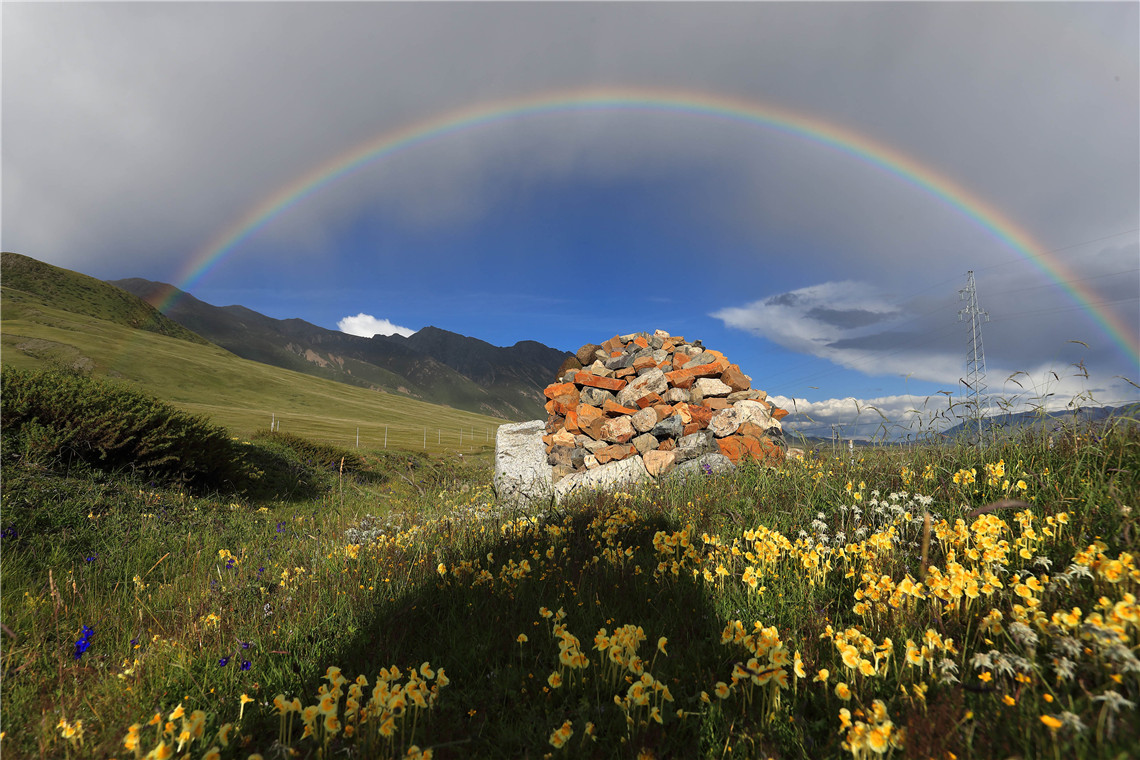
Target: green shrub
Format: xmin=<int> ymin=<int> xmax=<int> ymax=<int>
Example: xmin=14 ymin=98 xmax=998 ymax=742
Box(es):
xmin=1 ymin=365 xmax=241 ymax=490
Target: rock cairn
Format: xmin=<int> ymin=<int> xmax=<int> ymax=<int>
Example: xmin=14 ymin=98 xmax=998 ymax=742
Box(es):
xmin=542 ymin=330 xmax=789 ymax=484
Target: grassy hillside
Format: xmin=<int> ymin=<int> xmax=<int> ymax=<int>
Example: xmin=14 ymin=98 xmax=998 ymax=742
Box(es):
xmin=1 ymin=252 xmax=209 ymax=346
xmin=113 ymin=278 xmax=560 ymax=420
xmin=1 ymin=288 xmax=503 ymax=454
xmin=1 ymin=404 xmax=1135 ymax=758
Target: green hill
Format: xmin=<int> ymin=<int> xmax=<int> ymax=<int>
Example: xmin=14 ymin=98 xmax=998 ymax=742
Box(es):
xmin=1 ymin=259 xmax=503 ymax=453
xmin=112 ymin=277 xmax=567 ymax=420
xmin=1 ymin=251 xmax=209 ymax=346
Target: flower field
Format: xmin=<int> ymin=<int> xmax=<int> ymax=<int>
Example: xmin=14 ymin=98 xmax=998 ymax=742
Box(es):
xmin=1 ymin=413 xmax=1137 ymax=758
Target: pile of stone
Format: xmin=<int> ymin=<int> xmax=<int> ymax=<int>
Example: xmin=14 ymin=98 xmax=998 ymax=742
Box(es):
xmin=494 ymin=330 xmax=792 ymax=505
xmin=544 ymin=329 xmax=787 ymax=479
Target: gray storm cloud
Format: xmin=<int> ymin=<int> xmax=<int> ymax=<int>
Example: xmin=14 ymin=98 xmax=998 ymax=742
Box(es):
xmin=3 ymin=2 xmax=1136 ymax=396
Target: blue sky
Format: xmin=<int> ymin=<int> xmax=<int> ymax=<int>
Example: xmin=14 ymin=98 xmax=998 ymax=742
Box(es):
xmin=4 ymin=2 xmax=1138 ymax=438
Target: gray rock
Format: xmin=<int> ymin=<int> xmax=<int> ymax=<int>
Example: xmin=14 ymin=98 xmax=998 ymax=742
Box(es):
xmin=605 ymin=354 xmax=633 ymax=371
xmin=580 ymin=386 xmax=616 ymax=407
xmin=580 ymin=437 xmax=608 ymax=454
xmin=616 ymin=368 xmax=667 ymax=407
xmin=650 ymin=415 xmax=685 ymax=440
xmin=648 ymin=334 xmax=664 ymax=350
xmin=570 ymin=447 xmax=587 ymax=468
xmin=494 ymin=420 xmax=553 ymax=506
xmin=693 ymin=377 xmax=731 ymax=397
xmin=548 ymin=446 xmax=573 ymax=467
xmin=631 ymin=407 xmax=658 ymax=433
xmin=686 ymin=352 xmax=717 ymax=367
xmin=632 ymin=433 xmax=659 ymax=454
xmin=668 ymin=453 xmax=735 ymax=483
xmin=727 ymin=390 xmax=763 ymax=401
xmin=677 ymin=430 xmax=716 ymax=453
xmin=555 ymin=454 xmax=651 ymax=501
xmin=663 ymin=387 xmax=690 ymax=404
xmin=709 ymin=407 xmax=743 ymax=438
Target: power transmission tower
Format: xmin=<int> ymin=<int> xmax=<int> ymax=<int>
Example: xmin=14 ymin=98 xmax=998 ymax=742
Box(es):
xmin=958 ymin=270 xmax=990 ymax=440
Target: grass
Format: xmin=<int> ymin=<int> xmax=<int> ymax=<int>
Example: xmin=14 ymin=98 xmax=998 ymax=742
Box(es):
xmin=0 ymin=289 xmax=504 ymax=454
xmin=1 ymin=376 xmax=1136 ymax=759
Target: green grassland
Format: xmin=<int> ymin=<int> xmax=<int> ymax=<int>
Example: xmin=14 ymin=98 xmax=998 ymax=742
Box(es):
xmin=1 ymin=360 xmax=1137 ymax=759
xmin=1 ymin=286 xmax=502 ymax=454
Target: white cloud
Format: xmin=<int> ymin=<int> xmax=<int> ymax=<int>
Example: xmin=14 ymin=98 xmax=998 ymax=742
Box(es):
xmin=337 ymin=313 xmax=416 ymax=338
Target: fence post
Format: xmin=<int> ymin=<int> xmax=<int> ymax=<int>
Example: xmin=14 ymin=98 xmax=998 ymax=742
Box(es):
xmin=384 ymin=427 xmax=388 ymax=449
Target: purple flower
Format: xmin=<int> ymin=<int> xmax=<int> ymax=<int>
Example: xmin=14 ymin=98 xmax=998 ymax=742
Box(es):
xmin=73 ymin=626 xmax=94 ymax=660
xmin=85 ymin=554 xmax=98 ymax=562
xmin=701 ymin=462 xmax=713 ymax=475
xmin=240 ymin=660 xmax=252 ymax=671
xmin=219 ymin=656 xmax=230 ymax=667
xmin=240 ymin=641 xmax=251 ymax=649
xmin=276 ymin=522 xmax=286 ymax=533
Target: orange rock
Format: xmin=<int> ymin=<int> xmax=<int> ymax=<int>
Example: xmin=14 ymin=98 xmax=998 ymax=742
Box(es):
xmin=601 ymin=335 xmax=623 ymax=353
xmin=658 ymin=438 xmax=676 ymax=451
xmin=737 ymin=421 xmax=768 ymax=439
xmin=720 ymin=364 xmax=751 ymax=392
xmin=632 ymin=356 xmax=657 ymax=371
xmin=615 ymin=366 xmax=637 ymax=378
xmin=717 ymin=436 xmax=744 ymax=464
xmin=683 ymin=422 xmax=703 ymax=436
xmin=564 ymin=407 xmax=580 ymax=434
xmin=574 ymin=372 xmax=627 ymax=392
xmin=635 ymin=392 xmax=664 ymax=409
xmin=633 ymin=335 xmax=649 ymax=348
xmin=665 ymin=368 xmax=698 ymax=388
xmin=672 ymin=353 xmax=691 ymax=370
xmin=672 ymin=403 xmax=692 ymax=424
xmin=544 ymin=381 xmax=577 ymax=400
xmin=652 ymin=404 xmax=674 ymax=421
xmin=576 ymin=404 xmax=605 ymax=439
xmin=703 ymin=398 xmax=731 ymax=411
xmin=689 ymin=360 xmax=728 ymax=378
xmin=602 ymin=400 xmax=636 ymax=416
xmin=553 ymin=394 xmax=579 ymax=415
xmin=544 ymin=400 xmax=556 ymax=414
xmin=595 ymin=443 xmax=636 ymax=464
xmin=687 ymin=404 xmax=713 ymax=428
xmin=771 ymin=407 xmax=789 ymax=421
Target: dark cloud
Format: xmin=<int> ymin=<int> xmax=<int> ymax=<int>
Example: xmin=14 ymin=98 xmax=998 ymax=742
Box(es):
xmin=806 ymin=307 xmax=894 ymax=329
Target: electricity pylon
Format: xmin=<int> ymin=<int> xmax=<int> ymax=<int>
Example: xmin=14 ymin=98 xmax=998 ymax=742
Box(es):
xmin=958 ymin=270 xmax=990 ymax=440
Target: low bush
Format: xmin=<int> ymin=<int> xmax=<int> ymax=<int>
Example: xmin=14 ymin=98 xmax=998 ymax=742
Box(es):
xmin=1 ymin=365 xmax=243 ymax=490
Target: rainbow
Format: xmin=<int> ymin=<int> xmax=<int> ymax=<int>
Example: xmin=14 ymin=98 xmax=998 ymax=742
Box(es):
xmin=172 ymin=86 xmax=1139 ymax=365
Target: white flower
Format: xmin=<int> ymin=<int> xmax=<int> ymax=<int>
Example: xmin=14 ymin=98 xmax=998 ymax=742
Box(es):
xmin=1092 ymin=690 xmax=1136 ymax=713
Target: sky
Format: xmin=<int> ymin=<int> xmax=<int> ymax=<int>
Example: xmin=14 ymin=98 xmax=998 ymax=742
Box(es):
xmin=3 ymin=1 xmax=1138 ymax=439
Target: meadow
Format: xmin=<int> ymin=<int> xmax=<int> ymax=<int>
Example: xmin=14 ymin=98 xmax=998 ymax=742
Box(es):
xmin=1 ymin=366 xmax=1137 ymax=759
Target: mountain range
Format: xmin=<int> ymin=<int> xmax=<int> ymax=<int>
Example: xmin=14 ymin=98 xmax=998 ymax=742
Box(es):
xmin=2 ymin=252 xmax=569 ymax=421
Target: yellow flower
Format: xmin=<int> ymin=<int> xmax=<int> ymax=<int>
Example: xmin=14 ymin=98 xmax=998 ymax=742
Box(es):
xmin=168 ymin=704 xmax=186 ymax=721
xmin=203 ymin=747 xmax=221 ymax=760
xmin=794 ymin=651 xmax=806 ymax=679
xmin=517 ymin=633 xmax=528 ymax=644
xmin=548 ymin=672 xmax=563 ymax=689
xmin=239 ymin=693 xmax=255 ymax=720
xmin=1040 ymin=715 xmax=1062 ymax=730
xmin=815 ymin=668 xmax=830 ymax=683
xmin=1003 ymin=695 xmax=1016 ymax=706
xmin=978 ymin=672 xmax=993 ymax=683
xmin=835 ymin=682 xmax=852 ymax=700
xmin=437 ymin=563 xmax=447 ymax=576
xmin=714 ymin=681 xmax=731 ymax=699
xmin=657 ymin=637 xmax=668 ymax=655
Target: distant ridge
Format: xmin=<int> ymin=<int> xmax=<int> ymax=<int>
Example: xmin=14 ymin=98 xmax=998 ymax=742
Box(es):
xmin=112 ymin=277 xmax=570 ymax=421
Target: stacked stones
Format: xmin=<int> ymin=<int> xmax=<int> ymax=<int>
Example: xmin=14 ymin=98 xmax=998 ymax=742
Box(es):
xmin=542 ymin=329 xmax=789 ymax=483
